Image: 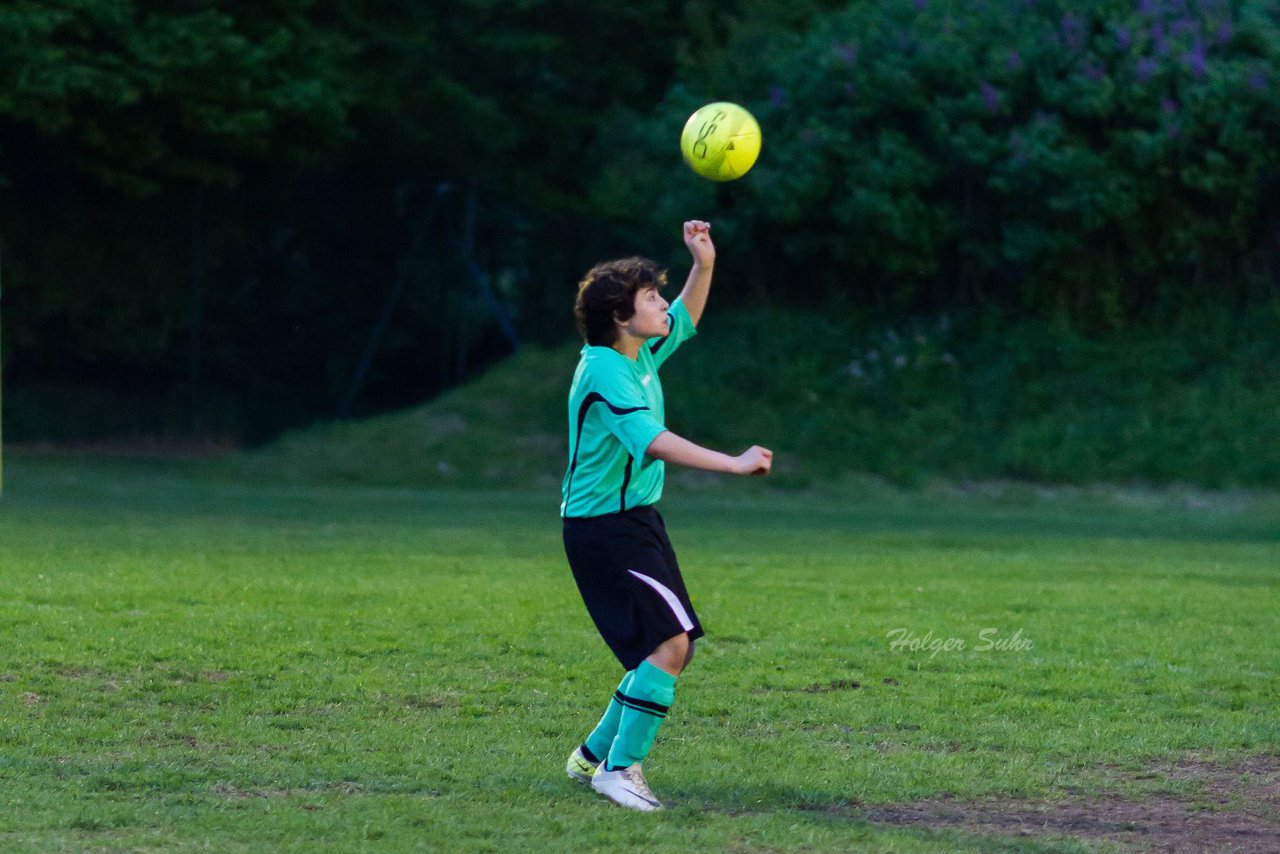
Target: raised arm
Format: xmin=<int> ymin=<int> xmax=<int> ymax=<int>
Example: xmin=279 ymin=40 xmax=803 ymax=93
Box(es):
xmin=678 ymin=220 xmax=715 ymax=327
xmin=646 ymin=430 xmax=772 ymax=476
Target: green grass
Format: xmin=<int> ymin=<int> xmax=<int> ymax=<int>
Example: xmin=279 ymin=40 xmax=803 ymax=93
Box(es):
xmin=215 ymin=305 xmax=1280 ymax=491
xmin=1 ymin=451 xmax=1278 ymax=852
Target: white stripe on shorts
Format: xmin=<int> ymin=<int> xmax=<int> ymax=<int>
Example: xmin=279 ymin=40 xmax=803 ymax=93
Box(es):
xmin=628 ymin=569 xmax=695 ymax=632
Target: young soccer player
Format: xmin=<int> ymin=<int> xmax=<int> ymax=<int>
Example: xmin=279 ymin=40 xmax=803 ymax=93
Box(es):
xmin=561 ymin=220 xmax=773 ymax=811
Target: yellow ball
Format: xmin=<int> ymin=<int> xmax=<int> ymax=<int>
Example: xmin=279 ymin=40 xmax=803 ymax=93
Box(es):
xmin=680 ymin=102 xmax=761 ymax=182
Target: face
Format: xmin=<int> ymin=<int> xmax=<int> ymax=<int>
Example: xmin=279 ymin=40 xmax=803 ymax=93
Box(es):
xmin=619 ymin=286 xmax=670 ymax=341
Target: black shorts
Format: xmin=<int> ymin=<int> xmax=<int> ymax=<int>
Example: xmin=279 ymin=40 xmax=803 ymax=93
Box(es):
xmin=563 ymin=505 xmax=704 ymax=671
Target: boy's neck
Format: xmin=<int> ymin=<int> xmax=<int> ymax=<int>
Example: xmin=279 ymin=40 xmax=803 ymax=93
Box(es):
xmin=611 ymin=334 xmax=642 ymax=361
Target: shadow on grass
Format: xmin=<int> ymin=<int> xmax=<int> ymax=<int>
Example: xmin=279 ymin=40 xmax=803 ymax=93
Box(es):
xmin=667 ymin=753 xmax=1280 ymax=854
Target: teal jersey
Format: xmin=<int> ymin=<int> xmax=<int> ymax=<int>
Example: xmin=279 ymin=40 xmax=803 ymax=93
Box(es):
xmin=561 ymin=298 xmax=698 ymax=518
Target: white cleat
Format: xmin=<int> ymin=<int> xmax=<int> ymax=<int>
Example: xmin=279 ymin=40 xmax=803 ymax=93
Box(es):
xmin=591 ymin=763 xmax=664 ymax=812
xmin=565 ymin=746 xmax=600 ymax=784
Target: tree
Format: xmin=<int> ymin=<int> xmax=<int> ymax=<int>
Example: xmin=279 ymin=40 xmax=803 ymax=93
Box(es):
xmin=0 ymin=0 xmax=353 ymax=193
xmin=596 ymin=0 xmax=1280 ymax=329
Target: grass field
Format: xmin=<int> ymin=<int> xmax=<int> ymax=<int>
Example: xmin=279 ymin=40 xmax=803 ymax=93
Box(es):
xmin=1 ymin=451 xmax=1278 ymax=852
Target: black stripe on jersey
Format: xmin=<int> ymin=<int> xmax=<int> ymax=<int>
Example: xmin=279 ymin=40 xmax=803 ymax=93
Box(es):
xmin=614 ymin=690 xmax=669 ymax=718
xmin=619 ymin=455 xmax=634 ymax=513
xmin=564 ymin=392 xmax=649 ymax=512
xmin=649 ymin=315 xmax=676 ymax=356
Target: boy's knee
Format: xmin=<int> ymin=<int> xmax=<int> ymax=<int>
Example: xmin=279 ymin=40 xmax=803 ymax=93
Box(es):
xmin=647 ymin=632 xmax=690 ymax=675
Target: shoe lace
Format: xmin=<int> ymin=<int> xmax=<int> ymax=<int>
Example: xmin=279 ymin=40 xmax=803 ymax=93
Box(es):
xmin=621 ymin=766 xmax=655 ymax=799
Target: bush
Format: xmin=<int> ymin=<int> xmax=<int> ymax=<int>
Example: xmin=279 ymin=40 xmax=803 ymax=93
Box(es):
xmin=598 ymin=0 xmax=1280 ymax=331
xmin=661 ymin=303 xmax=1280 ymax=486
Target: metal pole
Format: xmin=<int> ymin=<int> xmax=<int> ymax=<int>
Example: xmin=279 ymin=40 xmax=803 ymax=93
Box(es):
xmin=460 ymin=181 xmax=520 ymax=357
xmin=338 ymin=182 xmax=449 ymax=419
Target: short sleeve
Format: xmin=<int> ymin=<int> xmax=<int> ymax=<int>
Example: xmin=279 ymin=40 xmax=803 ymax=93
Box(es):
xmin=646 ymin=297 xmax=698 ymax=369
xmin=590 ymin=371 xmax=667 ymax=460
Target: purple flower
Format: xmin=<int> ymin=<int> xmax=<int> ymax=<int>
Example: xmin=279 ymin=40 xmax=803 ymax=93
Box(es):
xmin=1138 ymin=0 xmax=1155 ymax=15
xmin=1247 ymin=71 xmax=1267 ymax=92
xmin=833 ymin=42 xmax=858 ymax=65
xmin=1160 ymin=96 xmax=1178 ymax=114
xmin=1137 ymin=56 xmax=1159 ymax=82
xmin=1062 ymin=13 xmax=1086 ymax=52
xmin=914 ymin=0 xmax=928 ymax=10
xmin=1216 ymin=21 xmax=1233 ymax=46
xmin=1152 ymin=21 xmax=1168 ymax=55
xmin=769 ymin=86 xmax=788 ymax=108
xmin=1006 ymin=50 xmax=1022 ymax=72
xmin=1183 ymin=38 xmax=1207 ymax=78
xmin=1084 ymin=59 xmax=1106 ymax=83
xmin=1171 ymin=18 xmax=1199 ymax=38
xmin=980 ymin=81 xmax=1001 ymax=113
xmin=1009 ymin=132 xmax=1030 ymax=168
xmin=1116 ymin=26 xmax=1132 ymax=51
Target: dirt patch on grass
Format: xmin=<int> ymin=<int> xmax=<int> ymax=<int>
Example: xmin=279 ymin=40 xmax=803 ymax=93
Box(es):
xmin=859 ymin=753 xmax=1280 ymax=852
xmin=212 ymin=782 xmax=294 ymax=800
xmin=213 ymin=781 xmax=365 ymax=800
xmin=802 ymin=679 xmax=862 ymax=693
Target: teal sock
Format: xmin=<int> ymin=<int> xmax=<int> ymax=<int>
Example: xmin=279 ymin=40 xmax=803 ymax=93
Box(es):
xmin=606 ymin=660 xmax=677 ymax=770
xmin=583 ymin=671 xmax=634 ymax=763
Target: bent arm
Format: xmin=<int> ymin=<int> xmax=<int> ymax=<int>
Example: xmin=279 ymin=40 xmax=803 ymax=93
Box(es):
xmin=646 ymin=431 xmax=737 ymax=473
xmin=645 ymin=431 xmax=772 ymax=476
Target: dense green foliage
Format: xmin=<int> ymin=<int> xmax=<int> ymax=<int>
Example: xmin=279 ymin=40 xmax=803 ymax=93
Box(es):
xmin=1 ymin=455 xmax=1276 ymax=850
xmin=1 ymin=0 xmax=698 ymax=439
xmin=2 ymin=0 xmax=1278 ymax=483
xmin=0 ymin=0 xmax=353 ymax=192
xmin=600 ymin=0 xmax=1280 ymax=326
xmin=661 ymin=306 xmax=1280 ymax=487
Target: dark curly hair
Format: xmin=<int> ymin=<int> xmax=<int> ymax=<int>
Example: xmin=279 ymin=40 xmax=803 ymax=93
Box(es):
xmin=574 ymin=257 xmax=668 ymax=346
